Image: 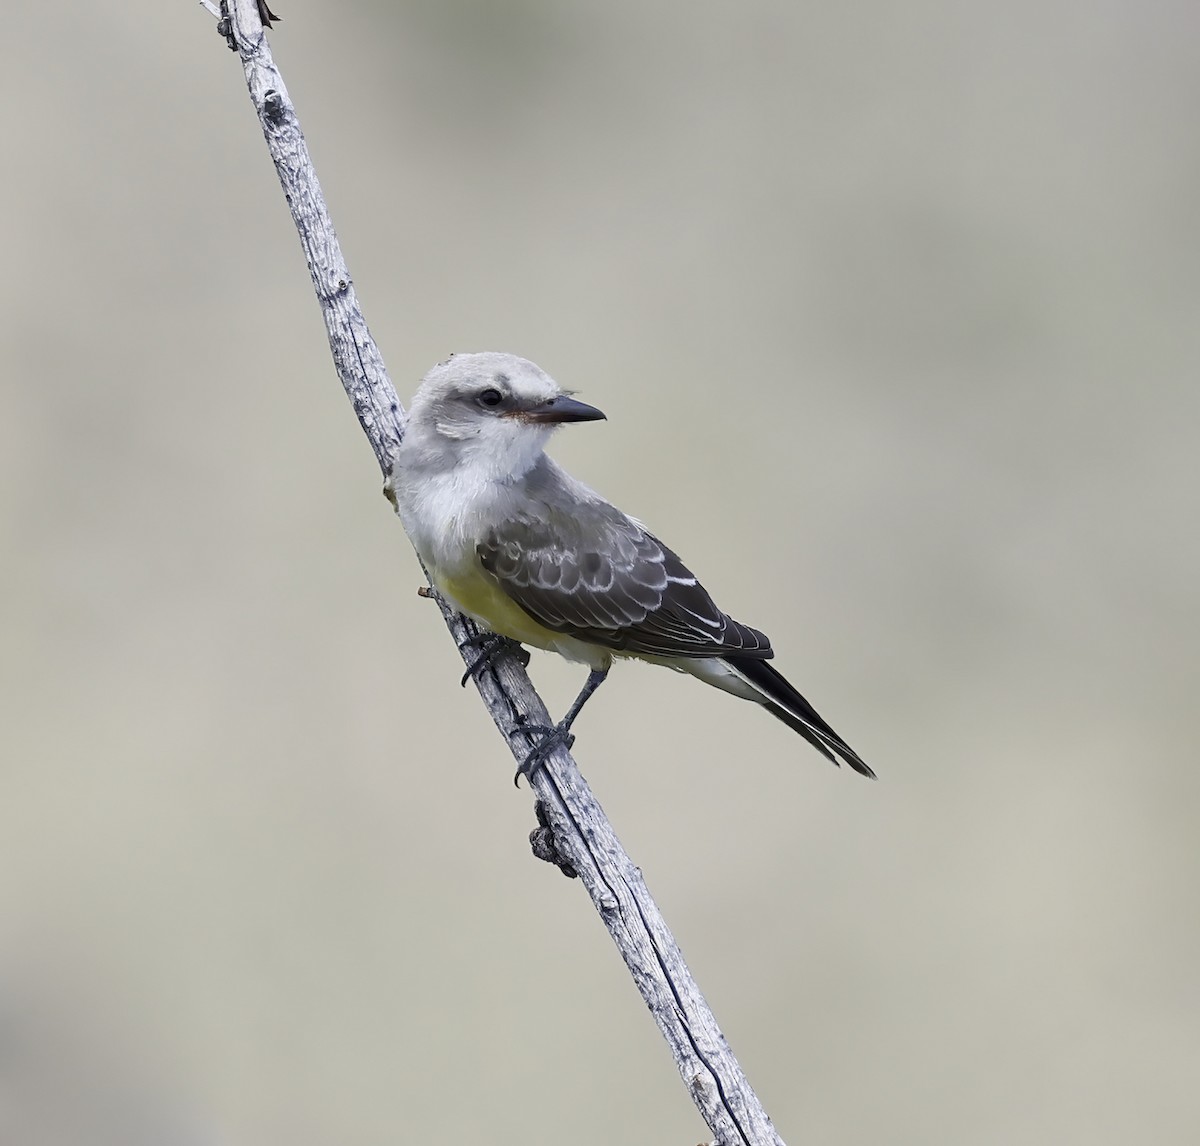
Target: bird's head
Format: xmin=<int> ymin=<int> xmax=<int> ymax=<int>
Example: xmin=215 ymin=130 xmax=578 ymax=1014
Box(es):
xmin=405 ymin=352 xmax=605 ymax=479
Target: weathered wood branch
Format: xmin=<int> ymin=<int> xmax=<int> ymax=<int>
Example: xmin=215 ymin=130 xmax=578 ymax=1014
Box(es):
xmin=207 ymin=3 xmax=785 ymax=1142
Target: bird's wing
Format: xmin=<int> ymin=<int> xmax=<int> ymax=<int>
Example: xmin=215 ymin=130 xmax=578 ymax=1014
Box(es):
xmin=477 ymin=495 xmax=772 ymax=659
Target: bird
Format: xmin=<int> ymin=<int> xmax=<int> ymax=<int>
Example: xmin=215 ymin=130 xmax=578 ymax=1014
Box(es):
xmin=386 ymin=352 xmax=873 ymax=781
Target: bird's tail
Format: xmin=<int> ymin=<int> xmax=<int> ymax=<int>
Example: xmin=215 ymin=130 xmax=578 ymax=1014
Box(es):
xmin=722 ymin=656 xmax=875 ymax=778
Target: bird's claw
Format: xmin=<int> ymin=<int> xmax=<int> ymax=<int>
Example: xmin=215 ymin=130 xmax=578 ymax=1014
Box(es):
xmin=458 ymin=633 xmax=530 ymax=687
xmin=512 ymin=723 xmax=576 ymax=786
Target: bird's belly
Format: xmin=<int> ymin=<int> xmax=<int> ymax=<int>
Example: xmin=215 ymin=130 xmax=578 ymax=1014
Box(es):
xmin=434 ymin=564 xmax=608 ymax=670
xmin=437 ymin=568 xmax=550 ymax=643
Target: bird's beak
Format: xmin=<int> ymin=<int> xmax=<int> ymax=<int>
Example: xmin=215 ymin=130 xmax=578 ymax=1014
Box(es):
xmin=520 ymin=394 xmax=606 ymax=424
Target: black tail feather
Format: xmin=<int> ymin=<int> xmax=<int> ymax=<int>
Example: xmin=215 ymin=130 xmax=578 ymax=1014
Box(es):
xmin=727 ymin=657 xmax=875 ymax=778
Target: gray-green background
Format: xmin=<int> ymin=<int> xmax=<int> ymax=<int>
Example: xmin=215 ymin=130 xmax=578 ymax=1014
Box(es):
xmin=2 ymin=2 xmax=1196 ymax=1142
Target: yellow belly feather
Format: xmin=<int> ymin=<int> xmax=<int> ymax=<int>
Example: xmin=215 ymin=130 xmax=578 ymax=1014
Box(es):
xmin=433 ymin=561 xmax=614 ymax=670
xmin=436 ymin=565 xmax=565 ymax=651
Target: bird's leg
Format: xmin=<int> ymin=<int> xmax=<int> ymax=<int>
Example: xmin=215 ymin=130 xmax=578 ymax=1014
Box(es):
xmin=514 ymin=667 xmax=609 ymax=785
xmin=458 ymin=631 xmax=531 ymax=686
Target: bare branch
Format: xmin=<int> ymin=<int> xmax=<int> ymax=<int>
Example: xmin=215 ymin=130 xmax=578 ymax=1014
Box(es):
xmin=208 ymin=3 xmax=785 ymax=1141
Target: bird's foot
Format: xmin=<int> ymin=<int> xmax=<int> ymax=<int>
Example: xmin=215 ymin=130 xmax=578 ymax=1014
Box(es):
xmin=510 ymin=719 xmax=576 ymax=786
xmin=458 ymin=633 xmax=530 ymax=686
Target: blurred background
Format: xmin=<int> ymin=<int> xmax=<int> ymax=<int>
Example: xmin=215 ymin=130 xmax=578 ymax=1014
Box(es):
xmin=2 ymin=1 xmax=1197 ymax=1142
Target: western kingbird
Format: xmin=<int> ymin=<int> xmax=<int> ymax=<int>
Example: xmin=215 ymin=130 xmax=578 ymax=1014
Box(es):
xmin=387 ymin=352 xmax=873 ymax=780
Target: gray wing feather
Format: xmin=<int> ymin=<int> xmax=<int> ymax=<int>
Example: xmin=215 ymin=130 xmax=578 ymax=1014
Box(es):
xmin=477 ymin=493 xmax=772 ymax=659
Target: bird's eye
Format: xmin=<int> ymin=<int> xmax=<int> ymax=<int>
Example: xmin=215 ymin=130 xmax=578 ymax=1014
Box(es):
xmin=478 ymin=387 xmax=504 ymax=409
